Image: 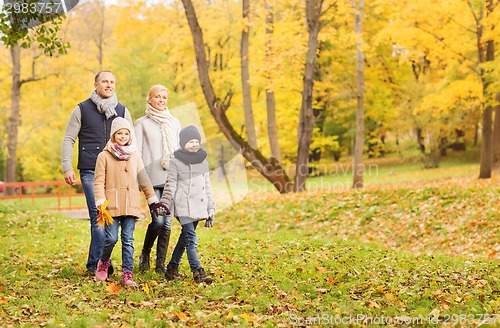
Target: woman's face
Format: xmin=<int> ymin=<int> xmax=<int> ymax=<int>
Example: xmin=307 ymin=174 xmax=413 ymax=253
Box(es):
xmin=147 ymin=90 xmax=168 ymax=111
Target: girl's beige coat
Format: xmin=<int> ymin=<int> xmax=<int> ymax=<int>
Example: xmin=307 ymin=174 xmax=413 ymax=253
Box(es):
xmin=94 ymin=151 xmax=156 ymax=218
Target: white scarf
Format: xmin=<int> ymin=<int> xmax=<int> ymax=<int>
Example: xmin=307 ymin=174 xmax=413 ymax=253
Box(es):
xmin=90 ymin=90 xmax=118 ymax=119
xmin=145 ymin=104 xmax=177 ymax=169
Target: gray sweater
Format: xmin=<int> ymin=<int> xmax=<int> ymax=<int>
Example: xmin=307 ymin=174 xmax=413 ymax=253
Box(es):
xmin=61 ymin=105 xmax=134 ymax=173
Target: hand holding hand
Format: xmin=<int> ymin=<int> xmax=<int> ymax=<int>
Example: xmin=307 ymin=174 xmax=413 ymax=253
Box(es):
xmin=149 ymin=202 xmax=170 ymax=217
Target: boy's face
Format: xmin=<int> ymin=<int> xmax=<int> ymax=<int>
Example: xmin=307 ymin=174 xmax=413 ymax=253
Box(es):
xmin=114 ymin=128 xmax=130 ymax=146
xmin=184 ymin=139 xmax=200 ymax=152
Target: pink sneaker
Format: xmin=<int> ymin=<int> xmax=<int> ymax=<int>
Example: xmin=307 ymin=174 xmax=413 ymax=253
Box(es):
xmin=122 ymin=271 xmax=137 ymax=287
xmin=96 ymin=260 xmax=110 ymax=281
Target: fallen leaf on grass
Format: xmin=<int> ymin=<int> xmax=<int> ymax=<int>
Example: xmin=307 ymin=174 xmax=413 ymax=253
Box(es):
xmin=172 ymin=311 xmax=188 ymax=321
xmin=326 ymin=277 xmax=339 ymax=284
xmin=240 ymin=313 xmax=258 ymax=323
xmin=224 ymin=310 xmax=234 ymax=320
xmin=143 ymin=283 xmax=150 ymax=295
xmin=366 ymin=300 xmax=380 ymax=308
xmin=106 ymin=283 xmax=121 ymax=294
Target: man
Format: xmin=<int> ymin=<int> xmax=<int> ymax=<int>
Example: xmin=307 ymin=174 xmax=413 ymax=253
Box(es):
xmin=62 ymin=70 xmax=134 ymax=274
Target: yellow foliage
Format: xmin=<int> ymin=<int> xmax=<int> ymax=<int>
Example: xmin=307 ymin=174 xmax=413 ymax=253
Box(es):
xmin=97 ymin=200 xmax=113 ymax=227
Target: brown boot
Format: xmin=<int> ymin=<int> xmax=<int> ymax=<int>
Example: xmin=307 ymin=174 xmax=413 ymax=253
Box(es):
xmin=193 ymin=268 xmax=212 ymax=284
xmin=165 ymin=263 xmax=182 ymax=281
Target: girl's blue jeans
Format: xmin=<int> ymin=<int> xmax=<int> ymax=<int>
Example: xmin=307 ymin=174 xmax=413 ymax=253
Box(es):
xmin=99 ymin=216 xmax=136 ymax=273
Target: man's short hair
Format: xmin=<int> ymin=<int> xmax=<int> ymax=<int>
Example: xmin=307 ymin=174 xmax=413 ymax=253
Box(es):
xmin=95 ymin=70 xmax=113 ymax=82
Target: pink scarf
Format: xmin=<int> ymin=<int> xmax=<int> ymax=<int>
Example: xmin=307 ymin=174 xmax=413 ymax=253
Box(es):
xmin=106 ymin=141 xmax=133 ymax=161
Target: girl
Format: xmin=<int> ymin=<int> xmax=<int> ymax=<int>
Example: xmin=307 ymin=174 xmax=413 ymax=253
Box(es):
xmin=94 ymin=117 xmax=168 ymax=286
xmin=160 ymin=125 xmax=215 ymax=284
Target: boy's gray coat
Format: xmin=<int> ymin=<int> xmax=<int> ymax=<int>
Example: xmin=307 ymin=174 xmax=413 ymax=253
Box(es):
xmin=160 ymin=157 xmax=215 ymax=221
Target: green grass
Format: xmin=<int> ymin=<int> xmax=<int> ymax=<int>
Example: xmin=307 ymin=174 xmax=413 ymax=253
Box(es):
xmin=0 ymin=195 xmax=87 ymax=210
xmin=2 ymin=175 xmax=500 ymax=327
xmin=244 ymin=148 xmax=482 ymax=192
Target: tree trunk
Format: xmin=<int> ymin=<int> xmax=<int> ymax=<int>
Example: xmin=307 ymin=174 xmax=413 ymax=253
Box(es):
xmin=492 ymin=93 xmax=500 ymax=169
xmin=97 ymin=0 xmax=105 ymax=67
xmin=6 ymin=43 xmax=21 ymax=195
xmin=265 ymin=2 xmax=282 ymax=164
xmin=477 ymin=0 xmax=494 ymax=178
xmin=294 ymin=0 xmax=322 ymax=192
xmin=181 ymin=0 xmax=293 ymax=193
xmin=478 ymin=0 xmax=495 ymax=179
xmin=241 ymin=0 xmax=258 ymax=149
xmin=352 ymin=0 xmax=365 ymax=189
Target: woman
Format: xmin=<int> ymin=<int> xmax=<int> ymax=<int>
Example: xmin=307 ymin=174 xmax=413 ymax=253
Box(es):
xmin=134 ymin=85 xmax=181 ymax=274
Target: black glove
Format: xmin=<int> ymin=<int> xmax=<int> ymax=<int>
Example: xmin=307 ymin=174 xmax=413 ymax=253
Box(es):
xmin=149 ymin=202 xmax=170 ymax=217
xmin=205 ymin=209 xmax=214 ymax=228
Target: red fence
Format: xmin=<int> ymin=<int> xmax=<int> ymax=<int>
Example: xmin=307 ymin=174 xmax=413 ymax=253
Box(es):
xmin=0 ymin=181 xmax=86 ymax=211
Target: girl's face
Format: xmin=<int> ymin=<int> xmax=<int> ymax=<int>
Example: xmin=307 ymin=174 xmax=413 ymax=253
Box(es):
xmin=147 ymin=90 xmax=168 ymax=111
xmin=184 ymin=139 xmax=200 ymax=153
xmin=114 ymin=128 xmax=130 ymax=146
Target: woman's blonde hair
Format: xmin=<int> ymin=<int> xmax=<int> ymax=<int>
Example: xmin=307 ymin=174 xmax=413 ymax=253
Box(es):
xmin=148 ymin=85 xmax=169 ymax=100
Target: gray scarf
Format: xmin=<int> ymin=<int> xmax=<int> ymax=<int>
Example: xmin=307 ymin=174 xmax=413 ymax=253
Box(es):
xmin=90 ymin=90 xmax=118 ymax=119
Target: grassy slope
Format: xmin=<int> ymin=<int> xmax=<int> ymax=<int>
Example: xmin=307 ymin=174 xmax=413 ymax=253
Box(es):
xmin=1 ymin=155 xmax=500 ymax=327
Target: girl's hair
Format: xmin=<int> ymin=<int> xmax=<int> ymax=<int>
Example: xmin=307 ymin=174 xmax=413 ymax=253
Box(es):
xmin=148 ymin=85 xmax=168 ymax=99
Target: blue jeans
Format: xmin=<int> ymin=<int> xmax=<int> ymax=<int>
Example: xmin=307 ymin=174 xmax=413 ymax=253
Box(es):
xmin=149 ymin=188 xmax=172 ymax=231
xmin=80 ymin=169 xmax=105 ymax=272
xmin=169 ymin=220 xmax=201 ymax=272
xmin=99 ymin=216 xmax=136 ymax=273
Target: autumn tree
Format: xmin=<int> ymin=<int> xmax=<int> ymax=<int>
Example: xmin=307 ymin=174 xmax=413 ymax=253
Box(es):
xmin=476 ymin=0 xmax=497 ymax=178
xmin=1 ymin=0 xmax=69 ymax=194
xmin=181 ymin=0 xmax=342 ymax=193
xmin=263 ymin=2 xmax=282 ymax=164
xmin=351 ymin=0 xmax=365 ymax=189
xmin=181 ymin=0 xmax=294 ymax=193
xmin=241 ymin=0 xmax=258 ymax=149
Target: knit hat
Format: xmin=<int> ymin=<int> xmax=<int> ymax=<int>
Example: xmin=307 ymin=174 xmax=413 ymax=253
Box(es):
xmin=110 ymin=117 xmax=132 ymax=146
xmin=179 ymin=125 xmax=201 ymax=149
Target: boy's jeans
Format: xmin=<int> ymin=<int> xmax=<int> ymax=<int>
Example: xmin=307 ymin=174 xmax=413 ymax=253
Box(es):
xmin=169 ymin=220 xmax=201 ymax=271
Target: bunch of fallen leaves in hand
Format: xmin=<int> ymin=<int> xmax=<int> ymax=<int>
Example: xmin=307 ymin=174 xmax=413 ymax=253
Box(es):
xmin=97 ymin=199 xmax=113 ymax=227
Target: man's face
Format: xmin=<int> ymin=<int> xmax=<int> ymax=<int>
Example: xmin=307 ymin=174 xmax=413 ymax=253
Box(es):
xmin=94 ymin=72 xmax=116 ymax=98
